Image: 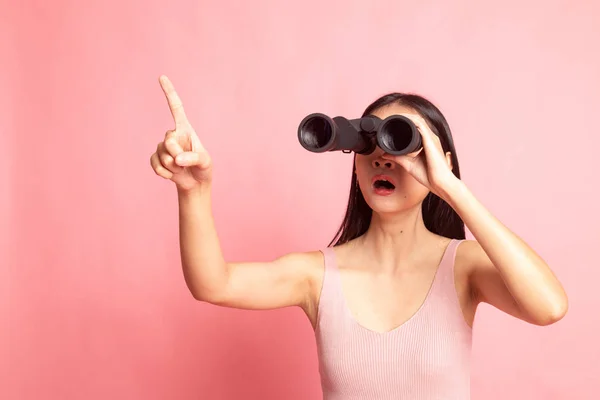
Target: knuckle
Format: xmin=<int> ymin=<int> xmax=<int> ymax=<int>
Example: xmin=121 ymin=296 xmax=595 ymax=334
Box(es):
xmin=157 ymin=167 xmax=172 ymax=179
xmin=164 ymin=132 xmax=176 ymax=142
xmin=151 ymin=153 xmax=161 ymax=167
xmin=160 ymin=154 xmax=173 ymax=166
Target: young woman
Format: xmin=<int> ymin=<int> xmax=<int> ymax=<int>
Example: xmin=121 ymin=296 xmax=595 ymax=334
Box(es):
xmin=150 ymin=75 xmax=568 ymax=399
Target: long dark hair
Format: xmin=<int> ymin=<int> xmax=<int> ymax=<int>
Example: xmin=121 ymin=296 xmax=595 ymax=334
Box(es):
xmin=328 ymin=93 xmax=466 ymax=247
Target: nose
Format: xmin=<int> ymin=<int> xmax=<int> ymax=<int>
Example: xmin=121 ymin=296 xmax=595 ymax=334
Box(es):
xmin=372 ymin=157 xmax=396 ymax=170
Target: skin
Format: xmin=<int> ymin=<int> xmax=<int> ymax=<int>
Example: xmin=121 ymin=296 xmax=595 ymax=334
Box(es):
xmin=150 ymin=75 xmax=568 ymax=334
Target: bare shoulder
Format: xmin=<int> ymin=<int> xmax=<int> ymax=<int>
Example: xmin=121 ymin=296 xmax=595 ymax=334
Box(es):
xmin=325 ymin=238 xmax=366 ymax=267
xmin=273 ymin=250 xmax=325 ymax=277
xmin=454 ymin=239 xmax=490 ymax=274
xmin=454 ymin=239 xmax=500 ymax=296
xmin=275 ymin=249 xmax=326 ymax=294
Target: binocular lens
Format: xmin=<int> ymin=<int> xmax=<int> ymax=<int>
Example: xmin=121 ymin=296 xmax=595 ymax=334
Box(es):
xmin=379 ymin=118 xmax=415 ymax=154
xmin=298 ymin=115 xmax=333 ymax=151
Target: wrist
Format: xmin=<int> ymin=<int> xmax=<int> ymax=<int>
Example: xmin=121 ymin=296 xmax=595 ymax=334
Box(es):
xmin=437 ymin=177 xmax=469 ymax=205
xmin=177 ymin=183 xmax=212 ymax=198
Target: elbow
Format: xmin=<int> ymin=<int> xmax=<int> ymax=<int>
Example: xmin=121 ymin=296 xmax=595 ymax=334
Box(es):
xmin=183 ymin=265 xmax=230 ymax=304
xmin=548 ymin=299 xmax=569 ymax=325
xmin=533 ymin=296 xmax=569 ymax=326
xmin=189 ymin=288 xmax=209 ymax=302
xmin=189 ymin=286 xmax=226 ymax=304
xmin=186 ymin=280 xmax=228 ymax=304
xmin=186 ymin=283 xmax=206 ymax=301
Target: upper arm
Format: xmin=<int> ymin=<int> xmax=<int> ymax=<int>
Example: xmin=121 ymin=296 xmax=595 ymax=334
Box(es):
xmin=204 ymin=251 xmax=324 ymax=313
xmin=459 ymin=240 xmax=531 ymax=322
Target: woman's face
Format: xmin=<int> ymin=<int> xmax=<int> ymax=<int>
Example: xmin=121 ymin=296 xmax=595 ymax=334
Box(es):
xmin=354 ymin=103 xmax=432 ymax=215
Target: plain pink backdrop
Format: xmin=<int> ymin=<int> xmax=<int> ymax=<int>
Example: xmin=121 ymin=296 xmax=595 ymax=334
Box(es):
xmin=2 ymin=0 xmax=599 ymax=399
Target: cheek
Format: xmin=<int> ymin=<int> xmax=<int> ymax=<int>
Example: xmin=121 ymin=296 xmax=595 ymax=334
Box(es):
xmin=354 ymin=158 xmax=371 ymax=185
xmin=390 ymin=173 xmax=431 ymax=207
xmin=356 ymin=172 xmax=371 ymax=190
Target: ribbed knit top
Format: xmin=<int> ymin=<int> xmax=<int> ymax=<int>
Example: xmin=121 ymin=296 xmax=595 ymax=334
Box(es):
xmin=315 ymin=239 xmax=472 ymax=400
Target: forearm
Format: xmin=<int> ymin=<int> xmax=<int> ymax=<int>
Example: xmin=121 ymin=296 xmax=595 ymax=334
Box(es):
xmin=177 ymin=185 xmax=229 ymax=300
xmin=440 ymin=180 xmax=568 ymax=318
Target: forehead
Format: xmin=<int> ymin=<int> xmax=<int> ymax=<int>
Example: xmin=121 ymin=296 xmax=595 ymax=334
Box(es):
xmin=370 ymin=103 xmax=417 ymax=119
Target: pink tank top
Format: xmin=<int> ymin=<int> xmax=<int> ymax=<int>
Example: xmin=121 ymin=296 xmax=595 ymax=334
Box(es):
xmin=315 ymin=239 xmax=472 ymax=400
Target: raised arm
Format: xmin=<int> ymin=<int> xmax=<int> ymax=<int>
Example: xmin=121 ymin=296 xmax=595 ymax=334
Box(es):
xmin=150 ymin=76 xmax=322 ymax=315
xmin=381 ymin=112 xmax=568 ymax=326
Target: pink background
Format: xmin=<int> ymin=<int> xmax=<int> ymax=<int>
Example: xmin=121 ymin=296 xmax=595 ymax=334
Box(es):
xmin=2 ymin=1 xmax=599 ymax=399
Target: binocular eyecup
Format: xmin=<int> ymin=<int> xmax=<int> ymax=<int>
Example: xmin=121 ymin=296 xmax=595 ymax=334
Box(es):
xmin=297 ymin=113 xmax=421 ymax=156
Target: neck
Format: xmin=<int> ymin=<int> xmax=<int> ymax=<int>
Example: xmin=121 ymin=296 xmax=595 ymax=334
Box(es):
xmin=358 ymin=204 xmax=433 ymax=271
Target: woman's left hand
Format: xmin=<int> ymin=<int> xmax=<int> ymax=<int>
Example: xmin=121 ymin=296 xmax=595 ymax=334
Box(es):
xmin=380 ymin=114 xmax=459 ymax=198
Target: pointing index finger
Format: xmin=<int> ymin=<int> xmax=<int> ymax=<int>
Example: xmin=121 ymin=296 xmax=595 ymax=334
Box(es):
xmin=159 ymin=75 xmax=189 ymax=127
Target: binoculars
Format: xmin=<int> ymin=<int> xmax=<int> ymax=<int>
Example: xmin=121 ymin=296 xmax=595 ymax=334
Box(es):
xmin=297 ymin=113 xmax=422 ymax=156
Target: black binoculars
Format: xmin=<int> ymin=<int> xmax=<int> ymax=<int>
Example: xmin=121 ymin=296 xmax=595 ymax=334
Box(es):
xmin=297 ymin=113 xmax=421 ymax=155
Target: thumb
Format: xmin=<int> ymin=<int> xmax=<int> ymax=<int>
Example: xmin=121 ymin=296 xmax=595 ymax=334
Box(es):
xmin=395 ymin=157 xmax=413 ymax=172
xmin=175 ymin=151 xmax=210 ymax=168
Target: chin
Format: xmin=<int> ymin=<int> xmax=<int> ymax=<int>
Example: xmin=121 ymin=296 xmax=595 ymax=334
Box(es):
xmin=362 ymin=190 xmax=416 ymax=214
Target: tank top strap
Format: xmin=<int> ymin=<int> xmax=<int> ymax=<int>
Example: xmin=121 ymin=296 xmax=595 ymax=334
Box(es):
xmin=321 ymin=246 xmax=338 ymax=271
xmin=430 ymin=238 xmax=464 ymax=296
xmin=316 ymin=247 xmax=345 ymax=327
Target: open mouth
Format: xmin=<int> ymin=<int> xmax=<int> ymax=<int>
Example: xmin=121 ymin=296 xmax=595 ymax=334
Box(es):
xmin=373 ymin=180 xmax=395 ymax=190
xmin=372 ymin=175 xmax=396 ymax=195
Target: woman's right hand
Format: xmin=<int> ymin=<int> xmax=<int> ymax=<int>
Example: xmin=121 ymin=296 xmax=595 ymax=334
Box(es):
xmin=150 ymin=75 xmax=212 ymax=192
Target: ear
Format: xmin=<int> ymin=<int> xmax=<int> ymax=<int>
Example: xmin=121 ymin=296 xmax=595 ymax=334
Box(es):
xmin=445 ymin=151 xmax=453 ymax=171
